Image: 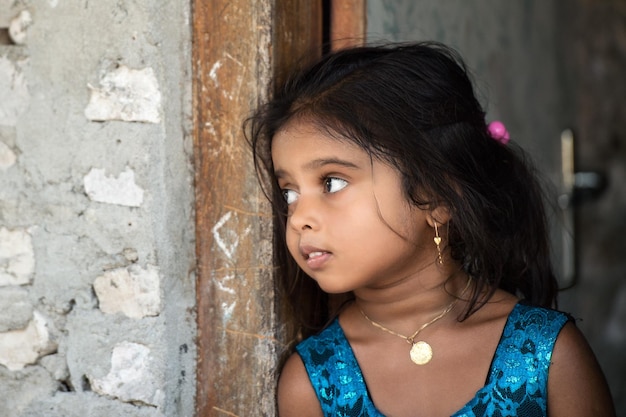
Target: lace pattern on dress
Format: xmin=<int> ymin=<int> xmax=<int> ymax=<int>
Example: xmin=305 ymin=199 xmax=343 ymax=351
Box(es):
xmin=296 ymin=303 xmax=570 ymax=417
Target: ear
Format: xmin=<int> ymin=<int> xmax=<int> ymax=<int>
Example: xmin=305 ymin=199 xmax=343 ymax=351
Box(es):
xmin=426 ymin=206 xmax=451 ymax=227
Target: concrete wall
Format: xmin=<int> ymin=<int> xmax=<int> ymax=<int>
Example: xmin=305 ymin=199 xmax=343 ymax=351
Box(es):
xmin=0 ymin=1 xmax=195 ymax=416
xmin=367 ymin=0 xmax=566 ymax=184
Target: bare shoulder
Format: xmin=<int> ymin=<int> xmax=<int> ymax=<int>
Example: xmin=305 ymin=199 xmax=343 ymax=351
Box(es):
xmin=547 ymin=321 xmax=616 ymax=416
xmin=277 ymin=352 xmax=323 ymax=417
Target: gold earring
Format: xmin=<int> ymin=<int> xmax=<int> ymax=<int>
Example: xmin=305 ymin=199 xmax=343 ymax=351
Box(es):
xmin=434 ymin=222 xmax=443 ymax=265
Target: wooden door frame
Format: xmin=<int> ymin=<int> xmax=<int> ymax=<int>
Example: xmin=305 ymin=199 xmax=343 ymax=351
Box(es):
xmin=192 ymin=1 xmax=364 ymax=415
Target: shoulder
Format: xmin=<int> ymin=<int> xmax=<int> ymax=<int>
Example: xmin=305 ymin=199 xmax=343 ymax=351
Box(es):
xmin=511 ymin=301 xmax=570 ymax=324
xmin=277 ymin=321 xmax=342 ymax=417
xmin=547 ymin=321 xmax=616 ymax=416
xmin=295 ymin=319 xmax=344 ymax=366
xmin=277 ymin=352 xmax=323 ymax=417
xmin=504 ymin=302 xmax=570 ymax=344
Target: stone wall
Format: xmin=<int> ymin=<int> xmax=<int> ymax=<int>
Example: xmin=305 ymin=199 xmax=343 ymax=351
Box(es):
xmin=0 ymin=1 xmax=195 ymax=416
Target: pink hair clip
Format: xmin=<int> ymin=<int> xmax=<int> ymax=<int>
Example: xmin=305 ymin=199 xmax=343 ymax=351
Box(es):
xmin=487 ymin=121 xmax=510 ymax=144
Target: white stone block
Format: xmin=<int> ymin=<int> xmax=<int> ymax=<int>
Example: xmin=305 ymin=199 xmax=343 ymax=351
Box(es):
xmin=93 ymin=264 xmax=161 ymax=319
xmin=90 ymin=341 xmax=164 ymax=408
xmin=84 ymin=65 xmax=162 ymax=123
xmin=0 ymin=141 xmax=16 ymax=170
xmin=0 ymin=55 xmax=30 ymax=127
xmin=0 ymin=311 xmax=57 ymax=371
xmin=0 ymin=227 xmax=35 ymax=286
xmin=83 ymin=167 xmax=144 ymax=207
xmin=9 ymin=10 xmax=33 ymax=45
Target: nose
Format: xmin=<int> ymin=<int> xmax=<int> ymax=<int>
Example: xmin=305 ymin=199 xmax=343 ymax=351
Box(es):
xmin=288 ymin=194 xmax=319 ymax=232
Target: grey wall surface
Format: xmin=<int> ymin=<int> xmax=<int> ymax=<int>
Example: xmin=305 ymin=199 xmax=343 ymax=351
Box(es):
xmin=367 ymin=1 xmax=625 ymax=414
xmin=555 ymin=1 xmax=626 ymax=413
xmin=367 ymin=0 xmax=565 ymax=181
xmin=0 ymin=1 xmax=196 ymax=416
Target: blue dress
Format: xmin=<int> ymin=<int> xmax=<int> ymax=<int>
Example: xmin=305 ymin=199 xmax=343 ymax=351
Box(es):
xmin=295 ymin=302 xmax=571 ymax=417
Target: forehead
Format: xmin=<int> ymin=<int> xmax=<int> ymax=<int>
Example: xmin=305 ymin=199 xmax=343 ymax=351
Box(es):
xmin=271 ymin=120 xmax=365 ymax=160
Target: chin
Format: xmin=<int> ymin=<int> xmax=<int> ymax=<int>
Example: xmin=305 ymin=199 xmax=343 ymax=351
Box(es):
xmin=314 ymin=280 xmax=352 ymax=295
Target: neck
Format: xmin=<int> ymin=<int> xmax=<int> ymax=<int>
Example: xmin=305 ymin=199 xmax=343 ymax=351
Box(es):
xmin=353 ymin=264 xmax=471 ymax=332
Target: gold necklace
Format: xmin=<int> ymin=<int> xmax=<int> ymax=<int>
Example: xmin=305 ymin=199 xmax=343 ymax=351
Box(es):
xmin=359 ymin=278 xmax=472 ymax=365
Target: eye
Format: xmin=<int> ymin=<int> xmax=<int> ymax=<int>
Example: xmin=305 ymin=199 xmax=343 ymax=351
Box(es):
xmin=323 ymin=177 xmax=348 ymax=194
xmin=282 ymin=189 xmax=299 ymax=205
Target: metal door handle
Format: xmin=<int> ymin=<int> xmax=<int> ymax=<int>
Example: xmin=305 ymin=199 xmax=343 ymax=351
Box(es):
xmin=558 ymin=129 xmax=607 ymax=287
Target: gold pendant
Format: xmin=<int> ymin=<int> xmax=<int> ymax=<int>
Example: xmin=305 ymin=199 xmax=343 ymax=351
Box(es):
xmin=409 ymin=341 xmax=433 ymax=365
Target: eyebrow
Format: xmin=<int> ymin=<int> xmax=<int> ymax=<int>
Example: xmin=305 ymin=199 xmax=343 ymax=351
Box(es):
xmin=274 ymin=157 xmax=361 ymax=178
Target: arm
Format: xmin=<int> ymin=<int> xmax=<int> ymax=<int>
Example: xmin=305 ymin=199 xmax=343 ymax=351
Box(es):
xmin=547 ymin=321 xmax=616 ymax=416
xmin=277 ymin=352 xmax=324 ymax=417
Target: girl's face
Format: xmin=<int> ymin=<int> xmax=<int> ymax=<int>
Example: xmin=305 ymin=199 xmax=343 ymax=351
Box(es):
xmin=271 ymin=120 xmax=436 ymax=294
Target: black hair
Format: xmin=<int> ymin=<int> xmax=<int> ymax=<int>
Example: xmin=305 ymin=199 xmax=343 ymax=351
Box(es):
xmin=245 ymin=41 xmax=559 ymax=343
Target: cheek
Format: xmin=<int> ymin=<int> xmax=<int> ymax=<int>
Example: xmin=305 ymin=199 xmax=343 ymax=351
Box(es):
xmin=285 ymin=229 xmax=300 ymax=258
xmin=376 ymin=200 xmax=425 ymax=245
xmin=370 ymin=190 xmax=412 ymax=229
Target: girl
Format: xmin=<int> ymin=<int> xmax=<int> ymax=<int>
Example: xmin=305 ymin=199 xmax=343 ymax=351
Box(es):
xmin=246 ymin=42 xmax=615 ymax=416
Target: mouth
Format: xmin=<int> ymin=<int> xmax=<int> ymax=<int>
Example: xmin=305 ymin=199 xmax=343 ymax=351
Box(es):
xmin=300 ymin=246 xmax=332 ymax=269
xmin=305 ymin=251 xmax=326 ymax=260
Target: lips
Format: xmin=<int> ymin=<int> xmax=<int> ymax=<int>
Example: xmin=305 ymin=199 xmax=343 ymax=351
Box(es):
xmin=300 ymin=245 xmax=332 ymax=270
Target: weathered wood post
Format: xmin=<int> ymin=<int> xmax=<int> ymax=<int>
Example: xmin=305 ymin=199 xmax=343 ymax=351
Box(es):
xmin=192 ymin=1 xmax=322 ymax=415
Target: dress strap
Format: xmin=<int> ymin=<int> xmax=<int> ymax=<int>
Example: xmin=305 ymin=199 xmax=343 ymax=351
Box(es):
xmin=296 ymin=319 xmax=383 ymax=416
xmin=457 ymin=303 xmax=571 ymax=416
